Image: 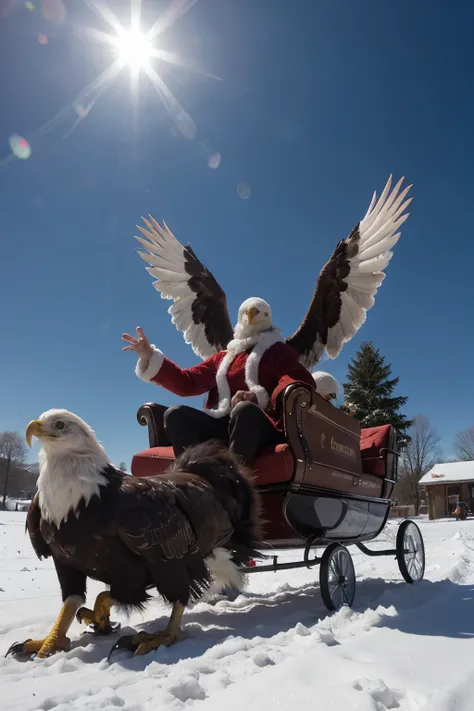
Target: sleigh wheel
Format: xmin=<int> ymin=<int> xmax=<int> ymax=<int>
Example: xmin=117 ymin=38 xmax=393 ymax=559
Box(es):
xmin=319 ymin=543 xmax=356 ymax=611
xmin=396 ymin=520 xmax=425 ymax=584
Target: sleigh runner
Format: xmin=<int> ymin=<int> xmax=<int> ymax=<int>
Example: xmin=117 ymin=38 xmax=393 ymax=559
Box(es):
xmin=132 ymin=379 xmax=425 ymax=611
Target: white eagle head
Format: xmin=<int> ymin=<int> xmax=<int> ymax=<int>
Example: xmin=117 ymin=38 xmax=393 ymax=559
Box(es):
xmin=26 ymin=409 xmax=107 ymax=457
xmin=26 ymin=409 xmax=109 ymax=527
xmin=234 ymin=297 xmax=273 ymax=339
xmin=312 ymin=371 xmax=339 ymax=402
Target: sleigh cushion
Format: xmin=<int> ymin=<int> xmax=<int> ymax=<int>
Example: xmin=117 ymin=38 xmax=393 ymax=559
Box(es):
xmin=131 ymin=443 xmax=295 ymax=486
xmin=132 ymin=446 xmax=176 ymax=477
xmin=360 ymin=425 xmax=392 ymax=477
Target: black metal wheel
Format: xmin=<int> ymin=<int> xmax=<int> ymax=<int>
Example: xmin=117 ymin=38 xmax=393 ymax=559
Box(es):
xmin=396 ymin=519 xmax=425 ymax=584
xmin=319 ymin=543 xmax=356 ymax=611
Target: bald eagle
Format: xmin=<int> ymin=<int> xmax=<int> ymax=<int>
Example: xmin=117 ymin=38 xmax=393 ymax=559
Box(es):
xmin=6 ymin=409 xmax=261 ymax=660
xmin=135 ymin=175 xmax=413 ymax=368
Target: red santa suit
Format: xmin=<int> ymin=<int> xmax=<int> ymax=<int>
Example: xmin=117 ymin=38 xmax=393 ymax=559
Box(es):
xmin=136 ymin=328 xmax=316 ymax=432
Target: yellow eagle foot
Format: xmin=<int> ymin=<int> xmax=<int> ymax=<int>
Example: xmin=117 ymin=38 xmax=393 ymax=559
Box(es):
xmin=76 ymin=592 xmax=119 ymax=635
xmin=108 ymin=629 xmax=180 ymax=661
xmin=107 ymin=601 xmax=185 ymax=661
xmin=133 ymin=629 xmax=180 ymax=656
xmin=5 ymin=634 xmax=70 ymax=659
xmin=6 ymin=596 xmax=83 ymax=659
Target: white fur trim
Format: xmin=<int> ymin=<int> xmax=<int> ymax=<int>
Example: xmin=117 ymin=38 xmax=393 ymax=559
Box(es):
xmin=135 ymin=346 xmax=165 ymax=382
xmin=206 ymin=328 xmax=283 ymax=418
xmin=205 ymin=548 xmax=246 ymax=591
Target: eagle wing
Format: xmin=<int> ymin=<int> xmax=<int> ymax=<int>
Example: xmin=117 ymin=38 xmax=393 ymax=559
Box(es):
xmin=26 ymin=494 xmax=51 ymax=560
xmin=136 ymin=216 xmax=234 ymax=359
xmin=286 ymin=176 xmax=413 ymax=369
xmin=116 ymin=477 xmax=198 ymax=561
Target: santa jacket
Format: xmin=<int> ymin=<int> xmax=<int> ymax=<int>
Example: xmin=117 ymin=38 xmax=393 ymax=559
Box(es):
xmin=136 ymin=329 xmax=316 ymax=430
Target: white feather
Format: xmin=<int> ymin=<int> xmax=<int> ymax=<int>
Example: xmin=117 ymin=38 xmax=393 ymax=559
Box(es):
xmin=326 ymin=320 xmax=345 ymax=358
xmin=346 ymin=287 xmax=376 ymax=311
xmin=205 ymin=548 xmax=246 ymax=591
xmin=341 ymin=291 xmax=366 ymax=329
xmin=36 ymin=410 xmax=109 ymax=529
xmin=356 ymin=232 xmax=401 ymax=261
xmin=136 ymin=217 xmax=220 ymax=359
xmin=320 ymin=176 xmax=412 ymax=361
xmin=355 ymin=252 xmax=393 ymax=273
xmin=345 ymin=273 xmax=385 ymax=292
xmin=147 ymin=266 xmax=190 ymax=282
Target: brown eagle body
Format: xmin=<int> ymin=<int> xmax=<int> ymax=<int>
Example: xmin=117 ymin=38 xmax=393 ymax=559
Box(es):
xmin=7 ymin=411 xmax=262 ymax=660
xmin=28 ymin=441 xmax=261 ymax=611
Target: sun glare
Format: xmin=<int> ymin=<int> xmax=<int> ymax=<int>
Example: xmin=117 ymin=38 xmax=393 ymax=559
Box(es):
xmin=115 ymin=29 xmax=153 ymax=71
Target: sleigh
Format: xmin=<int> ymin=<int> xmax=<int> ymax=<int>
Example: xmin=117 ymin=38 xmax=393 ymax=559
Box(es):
xmin=131 ymin=382 xmax=425 ymax=611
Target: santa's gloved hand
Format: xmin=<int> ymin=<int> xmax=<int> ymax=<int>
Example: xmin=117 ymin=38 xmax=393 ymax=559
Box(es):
xmin=230 ymin=390 xmax=258 ymax=410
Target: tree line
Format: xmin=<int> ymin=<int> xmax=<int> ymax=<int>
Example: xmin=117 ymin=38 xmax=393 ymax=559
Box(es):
xmin=343 ymin=341 xmax=473 ymax=512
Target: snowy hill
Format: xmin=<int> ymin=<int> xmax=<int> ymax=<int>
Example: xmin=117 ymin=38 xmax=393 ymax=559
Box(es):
xmin=1 ymin=511 xmax=474 ymax=710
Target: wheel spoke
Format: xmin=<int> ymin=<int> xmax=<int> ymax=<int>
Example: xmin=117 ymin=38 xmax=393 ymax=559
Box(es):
xmin=320 ymin=544 xmax=356 ymax=611
xmin=398 ymin=522 xmax=425 ymax=583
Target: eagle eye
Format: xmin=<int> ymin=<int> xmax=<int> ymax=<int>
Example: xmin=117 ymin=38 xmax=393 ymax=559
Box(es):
xmin=55 ymin=420 xmax=65 ymax=431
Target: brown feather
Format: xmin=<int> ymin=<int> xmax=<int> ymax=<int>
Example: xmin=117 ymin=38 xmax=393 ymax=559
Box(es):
xmin=28 ymin=444 xmax=262 ymax=610
xmin=26 ymin=493 xmax=51 ymax=560
xmin=286 ymin=226 xmax=360 ymax=369
xmin=183 ymin=245 xmax=234 ymax=352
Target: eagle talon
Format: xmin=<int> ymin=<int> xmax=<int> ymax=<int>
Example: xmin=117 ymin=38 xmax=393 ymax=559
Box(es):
xmin=84 ymin=620 xmax=121 ymax=636
xmin=107 ymin=632 xmax=140 ymax=662
xmin=5 ymin=634 xmax=70 ymax=659
xmin=77 ymin=593 xmax=115 ymax=635
xmin=5 ymin=640 xmax=32 ymax=658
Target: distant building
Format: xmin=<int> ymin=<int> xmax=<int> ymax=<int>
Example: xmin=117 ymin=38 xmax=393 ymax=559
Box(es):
xmin=419 ymin=461 xmax=474 ymax=519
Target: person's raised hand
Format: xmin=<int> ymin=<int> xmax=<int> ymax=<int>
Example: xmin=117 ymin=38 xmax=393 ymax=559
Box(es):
xmin=122 ymin=327 xmax=153 ymax=361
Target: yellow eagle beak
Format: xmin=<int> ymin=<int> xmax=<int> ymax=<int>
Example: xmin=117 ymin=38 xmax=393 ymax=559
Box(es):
xmin=247 ymin=306 xmax=259 ymax=325
xmin=25 ymin=420 xmax=44 ymax=448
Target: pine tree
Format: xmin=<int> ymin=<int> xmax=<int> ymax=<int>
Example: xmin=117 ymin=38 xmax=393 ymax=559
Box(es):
xmin=343 ymin=341 xmax=412 ymax=437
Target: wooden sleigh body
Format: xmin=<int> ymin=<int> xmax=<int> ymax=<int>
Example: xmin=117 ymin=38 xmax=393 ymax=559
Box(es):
xmin=130 ymin=383 xmax=425 ymax=611
xmin=131 ymin=383 xmax=398 ymax=548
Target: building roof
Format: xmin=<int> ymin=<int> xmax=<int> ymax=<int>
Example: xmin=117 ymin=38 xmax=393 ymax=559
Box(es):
xmin=419 ymin=460 xmax=474 ymax=486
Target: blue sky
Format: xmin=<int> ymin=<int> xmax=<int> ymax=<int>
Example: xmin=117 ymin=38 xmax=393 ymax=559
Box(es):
xmin=0 ymin=0 xmax=472 ymax=465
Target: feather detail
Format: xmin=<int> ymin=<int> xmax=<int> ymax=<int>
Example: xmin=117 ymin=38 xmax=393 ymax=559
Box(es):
xmin=286 ymin=176 xmax=413 ymax=368
xmin=135 ymin=217 xmax=233 ymax=359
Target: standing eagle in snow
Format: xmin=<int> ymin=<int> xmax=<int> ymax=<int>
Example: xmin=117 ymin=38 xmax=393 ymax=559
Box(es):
xmin=135 ymin=175 xmax=413 ymax=368
xmin=6 ymin=410 xmax=261 ymax=660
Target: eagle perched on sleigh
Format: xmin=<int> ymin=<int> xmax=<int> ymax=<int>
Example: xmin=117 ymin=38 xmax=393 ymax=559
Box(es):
xmin=6 ymin=176 xmax=412 ymax=661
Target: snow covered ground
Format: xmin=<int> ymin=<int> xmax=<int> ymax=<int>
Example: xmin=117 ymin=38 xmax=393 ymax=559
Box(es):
xmin=2 ymin=511 xmax=474 ymax=711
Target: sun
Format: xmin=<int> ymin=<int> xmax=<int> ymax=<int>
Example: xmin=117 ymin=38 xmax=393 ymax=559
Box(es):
xmin=114 ymin=28 xmax=153 ymax=71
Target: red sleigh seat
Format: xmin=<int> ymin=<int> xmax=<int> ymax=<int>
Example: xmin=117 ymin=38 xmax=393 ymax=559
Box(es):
xmin=360 ymin=424 xmax=393 ymax=477
xmin=132 ymin=442 xmax=295 ymax=485
xmin=131 ymin=386 xmax=399 ymax=500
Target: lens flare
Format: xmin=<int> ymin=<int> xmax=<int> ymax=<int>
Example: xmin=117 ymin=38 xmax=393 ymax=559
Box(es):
xmin=9 ymin=134 xmax=32 ymax=160
xmin=208 ymin=152 xmax=221 ymax=169
xmin=237 ymin=183 xmax=251 ymax=200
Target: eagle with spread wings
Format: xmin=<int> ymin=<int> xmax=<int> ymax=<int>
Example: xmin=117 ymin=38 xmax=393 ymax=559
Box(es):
xmin=135 ymin=175 xmax=412 ymax=369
